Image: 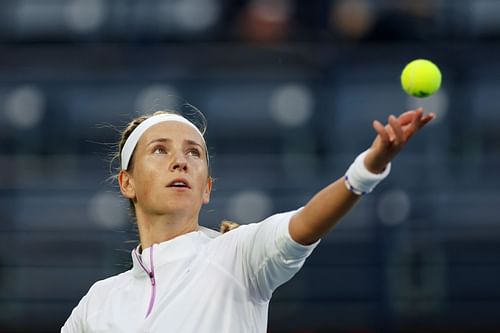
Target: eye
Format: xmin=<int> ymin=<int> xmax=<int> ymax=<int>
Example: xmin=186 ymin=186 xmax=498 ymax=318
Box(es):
xmin=153 ymin=146 xmax=167 ymax=154
xmin=187 ymin=148 xmax=201 ymax=157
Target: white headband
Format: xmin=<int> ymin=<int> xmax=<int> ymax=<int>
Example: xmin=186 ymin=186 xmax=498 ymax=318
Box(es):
xmin=121 ymin=113 xmax=206 ymax=170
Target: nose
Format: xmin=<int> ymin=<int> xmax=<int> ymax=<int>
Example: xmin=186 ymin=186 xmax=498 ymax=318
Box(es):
xmin=170 ymin=151 xmax=188 ymax=172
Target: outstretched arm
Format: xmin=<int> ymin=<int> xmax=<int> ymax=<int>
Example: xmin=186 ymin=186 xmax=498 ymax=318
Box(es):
xmin=289 ymin=108 xmax=435 ymax=245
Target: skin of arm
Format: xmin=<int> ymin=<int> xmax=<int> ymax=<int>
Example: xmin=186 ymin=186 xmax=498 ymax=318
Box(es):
xmin=289 ymin=108 xmax=435 ymax=245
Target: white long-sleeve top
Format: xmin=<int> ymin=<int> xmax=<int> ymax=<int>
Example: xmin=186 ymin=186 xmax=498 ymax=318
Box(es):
xmin=61 ymin=210 xmax=319 ymax=333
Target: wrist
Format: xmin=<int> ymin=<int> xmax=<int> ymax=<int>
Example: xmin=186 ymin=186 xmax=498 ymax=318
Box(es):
xmin=363 ymin=150 xmax=389 ymax=174
xmin=344 ymin=150 xmax=391 ymax=196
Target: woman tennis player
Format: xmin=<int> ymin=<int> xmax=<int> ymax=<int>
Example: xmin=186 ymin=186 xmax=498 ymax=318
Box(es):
xmin=62 ymin=107 xmax=434 ymax=332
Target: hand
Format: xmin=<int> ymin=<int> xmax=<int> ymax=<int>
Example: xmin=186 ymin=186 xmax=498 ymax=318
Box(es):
xmin=364 ymin=108 xmax=436 ymax=174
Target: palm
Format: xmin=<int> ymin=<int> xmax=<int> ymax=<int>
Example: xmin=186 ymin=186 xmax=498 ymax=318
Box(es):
xmin=364 ymin=108 xmax=435 ymax=173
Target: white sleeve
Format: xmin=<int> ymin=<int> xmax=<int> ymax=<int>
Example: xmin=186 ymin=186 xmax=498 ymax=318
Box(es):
xmin=227 ymin=209 xmax=320 ymax=302
xmin=61 ymin=294 xmax=88 ymax=333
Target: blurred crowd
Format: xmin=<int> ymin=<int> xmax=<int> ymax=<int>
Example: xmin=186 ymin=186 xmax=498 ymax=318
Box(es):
xmin=0 ymin=0 xmax=499 ymax=43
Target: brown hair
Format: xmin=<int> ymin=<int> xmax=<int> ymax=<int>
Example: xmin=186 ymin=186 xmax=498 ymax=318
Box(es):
xmin=220 ymin=220 xmax=240 ymax=233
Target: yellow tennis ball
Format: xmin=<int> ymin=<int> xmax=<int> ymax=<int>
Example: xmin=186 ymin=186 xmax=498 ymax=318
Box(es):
xmin=401 ymin=59 xmax=442 ymax=98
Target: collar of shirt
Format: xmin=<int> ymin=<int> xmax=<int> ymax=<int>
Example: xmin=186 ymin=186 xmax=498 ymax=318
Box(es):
xmin=130 ymin=226 xmax=220 ymax=278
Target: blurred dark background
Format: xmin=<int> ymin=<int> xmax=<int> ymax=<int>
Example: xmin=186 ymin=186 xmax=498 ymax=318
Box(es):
xmin=1 ymin=0 xmax=500 ymax=332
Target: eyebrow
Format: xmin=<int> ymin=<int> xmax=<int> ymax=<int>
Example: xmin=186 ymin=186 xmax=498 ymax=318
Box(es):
xmin=147 ymin=137 xmax=204 ymax=150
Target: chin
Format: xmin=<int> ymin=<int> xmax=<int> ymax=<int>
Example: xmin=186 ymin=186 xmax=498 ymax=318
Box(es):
xmin=161 ymin=201 xmax=201 ymax=214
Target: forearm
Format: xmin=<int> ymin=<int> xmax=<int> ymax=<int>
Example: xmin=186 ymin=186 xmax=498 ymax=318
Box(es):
xmin=288 ymin=109 xmax=435 ymax=246
xmin=289 ymin=177 xmax=360 ymax=245
xmin=289 ymin=148 xmax=391 ymax=245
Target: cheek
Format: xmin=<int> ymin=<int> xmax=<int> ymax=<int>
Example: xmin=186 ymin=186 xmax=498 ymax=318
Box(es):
xmin=194 ymin=165 xmax=209 ymax=189
xmin=199 ymin=164 xmax=210 ymax=180
xmin=134 ymin=165 xmax=158 ymax=199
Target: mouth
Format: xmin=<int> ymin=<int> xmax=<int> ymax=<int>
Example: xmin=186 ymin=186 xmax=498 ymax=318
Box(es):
xmin=167 ymin=178 xmax=191 ymax=189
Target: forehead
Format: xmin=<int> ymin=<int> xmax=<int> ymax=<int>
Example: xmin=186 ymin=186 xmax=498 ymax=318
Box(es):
xmin=139 ymin=121 xmax=205 ymax=146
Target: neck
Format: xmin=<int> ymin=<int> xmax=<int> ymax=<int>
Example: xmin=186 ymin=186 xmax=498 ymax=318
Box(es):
xmin=135 ymin=210 xmax=199 ymax=251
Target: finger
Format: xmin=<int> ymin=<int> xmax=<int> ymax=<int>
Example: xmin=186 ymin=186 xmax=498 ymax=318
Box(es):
xmin=415 ymin=107 xmax=425 ymax=121
xmin=373 ymin=120 xmax=391 ymax=143
xmin=398 ymin=108 xmax=424 ymax=126
xmin=412 ymin=110 xmax=421 ymax=127
xmin=384 ymin=123 xmax=396 ymax=141
xmin=388 ymin=115 xmax=404 ymax=145
xmin=409 ymin=108 xmax=423 ymax=134
xmin=398 ymin=110 xmax=418 ymax=126
xmin=420 ymin=112 xmax=436 ymax=127
xmin=398 ymin=111 xmax=415 ymax=125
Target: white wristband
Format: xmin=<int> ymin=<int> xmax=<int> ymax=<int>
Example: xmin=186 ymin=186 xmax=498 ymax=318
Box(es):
xmin=344 ymin=150 xmax=391 ymax=195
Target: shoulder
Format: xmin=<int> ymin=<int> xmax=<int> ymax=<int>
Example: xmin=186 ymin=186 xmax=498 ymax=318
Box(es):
xmin=207 ymin=209 xmax=302 ymax=248
xmin=63 ymin=270 xmax=133 ymax=330
xmin=198 ymin=225 xmax=221 ymax=239
xmin=85 ymin=270 xmax=133 ymax=299
xmin=233 ymin=209 xmax=302 ymax=237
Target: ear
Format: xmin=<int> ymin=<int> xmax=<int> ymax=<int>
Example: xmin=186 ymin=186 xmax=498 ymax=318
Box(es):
xmin=118 ymin=170 xmax=136 ymax=200
xmin=202 ymin=176 xmax=213 ymax=205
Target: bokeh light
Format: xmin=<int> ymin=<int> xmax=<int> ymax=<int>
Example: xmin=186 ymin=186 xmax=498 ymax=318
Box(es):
xmin=64 ymin=0 xmax=105 ymax=34
xmin=4 ymin=86 xmax=45 ymax=129
xmin=87 ymin=192 xmax=127 ymax=229
xmin=173 ymin=0 xmax=220 ymax=32
xmin=135 ymin=85 xmax=181 ymax=114
xmin=270 ymin=83 xmax=314 ymax=128
xmin=226 ymin=190 xmax=273 ymax=223
xmin=377 ymin=189 xmax=411 ymax=226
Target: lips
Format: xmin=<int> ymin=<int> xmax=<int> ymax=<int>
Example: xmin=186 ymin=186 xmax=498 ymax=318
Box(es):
xmin=167 ymin=178 xmax=191 ymax=189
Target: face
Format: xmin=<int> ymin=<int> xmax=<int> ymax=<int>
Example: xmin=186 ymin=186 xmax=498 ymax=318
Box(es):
xmin=119 ymin=121 xmax=212 ymax=218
